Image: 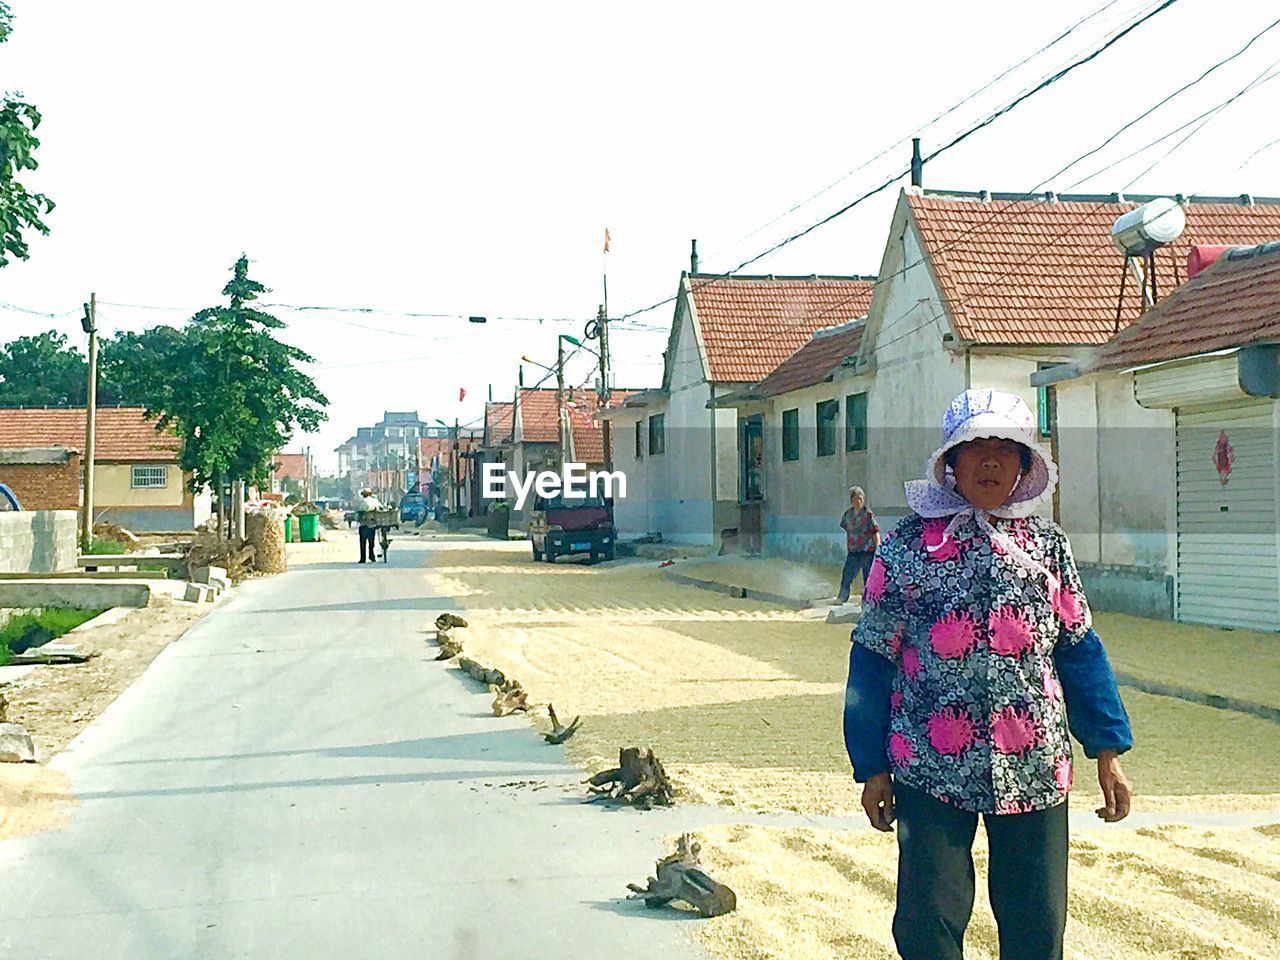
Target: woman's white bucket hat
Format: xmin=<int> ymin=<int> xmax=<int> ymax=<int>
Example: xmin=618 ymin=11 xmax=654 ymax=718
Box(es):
xmin=905 ymin=388 xmax=1058 ymax=519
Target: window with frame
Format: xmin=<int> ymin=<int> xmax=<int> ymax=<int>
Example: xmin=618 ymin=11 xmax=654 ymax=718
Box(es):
xmin=648 ymin=413 xmax=665 ymax=456
xmin=131 ymin=465 xmax=169 ymax=489
xmin=782 ymin=408 xmax=800 ymax=462
xmin=635 ymin=419 xmax=644 ymax=459
xmin=845 ymin=392 xmax=868 ymax=452
xmin=1036 ymin=365 xmax=1057 ymax=439
xmin=740 ymin=415 xmax=764 ymax=500
xmin=816 ymin=399 xmax=839 ymax=457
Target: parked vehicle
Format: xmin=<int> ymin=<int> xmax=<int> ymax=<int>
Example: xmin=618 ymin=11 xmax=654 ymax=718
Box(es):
xmin=399 ymin=493 xmax=428 ymax=524
xmin=528 ymin=493 xmax=615 ymax=563
xmin=0 ymin=482 xmax=21 ymax=510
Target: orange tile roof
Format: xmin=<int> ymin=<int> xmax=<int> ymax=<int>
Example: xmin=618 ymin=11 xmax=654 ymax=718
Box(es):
xmin=1088 ymin=241 xmax=1280 ymax=371
xmin=752 ymin=322 xmax=864 ymax=399
xmin=418 ymin=434 xmax=477 ymax=468
xmin=907 ymin=192 xmax=1280 ymax=345
xmin=272 ymin=453 xmax=307 ymax=482
xmin=0 ymin=406 xmax=180 ymax=461
xmin=688 ymin=275 xmax=875 ymax=382
xmin=513 ymin=388 xmax=632 ymax=463
xmin=484 ymin=401 xmax=514 ymax=445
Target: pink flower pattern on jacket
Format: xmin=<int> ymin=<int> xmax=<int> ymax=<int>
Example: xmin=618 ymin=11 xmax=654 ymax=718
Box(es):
xmin=850 ymin=512 xmax=1094 ymax=814
xmin=988 ymin=606 xmax=1035 ymax=656
xmin=991 ymin=706 xmax=1041 ymax=754
xmin=927 ymin=707 xmax=978 ymax=755
xmin=889 ymin=732 xmax=916 ymax=765
xmin=1054 ymin=754 xmax=1073 ymax=792
xmin=921 ymin=518 xmax=962 ymax=562
xmin=901 ymin=644 xmax=922 ymax=680
xmin=930 ymin=610 xmax=979 ymax=659
xmin=1053 ymin=583 xmax=1085 ymax=628
xmin=862 ymin=557 xmax=887 ymax=604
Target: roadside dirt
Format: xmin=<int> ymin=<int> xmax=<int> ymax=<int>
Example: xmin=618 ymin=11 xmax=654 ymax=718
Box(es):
xmin=0 ymin=597 xmax=209 ymax=842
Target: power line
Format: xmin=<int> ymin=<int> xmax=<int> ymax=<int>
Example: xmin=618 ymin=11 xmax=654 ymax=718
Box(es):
xmin=609 ymin=0 xmax=1185 ymax=326
xmin=704 ymin=0 xmax=1135 ymax=262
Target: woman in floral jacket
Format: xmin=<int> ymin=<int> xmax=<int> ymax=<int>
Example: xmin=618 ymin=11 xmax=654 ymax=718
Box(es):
xmin=843 ymin=389 xmax=1133 ymax=960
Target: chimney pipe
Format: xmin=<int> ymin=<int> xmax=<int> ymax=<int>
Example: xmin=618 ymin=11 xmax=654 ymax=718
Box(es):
xmin=910 ymin=138 xmax=923 ymax=188
xmin=690 ymin=239 xmax=699 ymax=274
xmin=518 ymin=365 xmax=524 ymax=387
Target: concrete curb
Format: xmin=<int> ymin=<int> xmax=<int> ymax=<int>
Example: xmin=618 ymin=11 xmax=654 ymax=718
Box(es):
xmin=662 ymin=571 xmax=815 ymax=610
xmin=1115 ymin=672 xmax=1280 ymax=724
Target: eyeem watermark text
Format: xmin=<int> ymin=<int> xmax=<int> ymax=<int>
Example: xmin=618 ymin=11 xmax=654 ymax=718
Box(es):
xmin=483 ymin=463 xmax=626 ymax=510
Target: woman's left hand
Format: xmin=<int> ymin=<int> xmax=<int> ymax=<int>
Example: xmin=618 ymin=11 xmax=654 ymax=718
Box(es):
xmin=1095 ymin=750 xmax=1132 ymax=822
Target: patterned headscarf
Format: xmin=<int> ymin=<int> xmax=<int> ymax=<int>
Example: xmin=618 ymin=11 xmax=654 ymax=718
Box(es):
xmin=904 ymin=389 xmax=1060 ymax=587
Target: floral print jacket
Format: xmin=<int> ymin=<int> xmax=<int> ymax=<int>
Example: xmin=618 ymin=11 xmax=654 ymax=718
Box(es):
xmin=846 ymin=512 xmax=1127 ymax=814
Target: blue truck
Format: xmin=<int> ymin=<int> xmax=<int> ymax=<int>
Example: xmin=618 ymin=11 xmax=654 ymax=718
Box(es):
xmin=399 ymin=493 xmax=428 ymax=525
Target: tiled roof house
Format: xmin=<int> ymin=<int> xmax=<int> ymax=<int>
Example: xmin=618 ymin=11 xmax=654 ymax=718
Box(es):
xmin=604 ymin=272 xmax=876 ymax=544
xmin=0 ymin=406 xmax=211 ymax=530
xmin=1034 ymin=239 xmax=1280 ymax=629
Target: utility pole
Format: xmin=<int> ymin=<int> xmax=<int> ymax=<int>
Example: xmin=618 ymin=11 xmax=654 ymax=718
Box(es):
xmin=80 ymin=294 xmax=99 ymax=550
xmin=453 ymin=418 xmax=461 ymax=517
xmin=596 ymin=303 xmax=612 ymax=471
xmin=556 ymin=335 xmax=566 ymax=465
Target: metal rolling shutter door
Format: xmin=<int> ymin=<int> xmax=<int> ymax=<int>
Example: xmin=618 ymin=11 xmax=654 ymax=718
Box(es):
xmin=1175 ymin=400 xmax=1279 ymax=631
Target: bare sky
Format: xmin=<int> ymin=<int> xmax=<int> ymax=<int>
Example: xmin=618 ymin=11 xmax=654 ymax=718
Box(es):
xmin=2 ymin=0 xmax=1278 ymax=469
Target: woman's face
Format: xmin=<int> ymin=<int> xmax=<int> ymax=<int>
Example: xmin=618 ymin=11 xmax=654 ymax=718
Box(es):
xmin=951 ymin=438 xmax=1024 ymax=511
xmin=850 ymin=493 xmax=865 ymax=510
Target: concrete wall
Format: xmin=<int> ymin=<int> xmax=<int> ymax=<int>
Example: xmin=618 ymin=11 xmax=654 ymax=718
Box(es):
xmin=753 ymin=375 xmax=874 ymax=563
xmin=863 ymin=223 xmax=968 ymax=527
xmin=0 ymin=510 xmax=78 ymax=574
xmin=96 ymin=462 xmax=186 ymax=507
xmin=1055 ymin=372 xmax=1176 ymax=618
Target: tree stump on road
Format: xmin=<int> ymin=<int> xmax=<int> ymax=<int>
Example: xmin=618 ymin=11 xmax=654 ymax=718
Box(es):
xmin=434 ymin=631 xmax=463 ymax=660
xmin=491 ymin=680 xmax=529 ymax=716
xmin=587 ymin=747 xmax=673 ymax=809
xmin=458 ymin=657 xmax=507 ymax=688
xmin=543 ymin=703 xmax=581 ymax=744
xmin=435 ymin=613 xmax=468 ymax=631
xmin=627 ymin=834 xmax=737 ymax=917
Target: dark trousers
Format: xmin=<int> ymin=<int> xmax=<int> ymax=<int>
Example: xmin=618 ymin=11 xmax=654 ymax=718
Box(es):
xmin=358 ymin=525 xmax=377 ymax=562
xmin=892 ymin=782 xmax=1068 ymax=960
xmin=838 ymin=549 xmax=873 ymax=601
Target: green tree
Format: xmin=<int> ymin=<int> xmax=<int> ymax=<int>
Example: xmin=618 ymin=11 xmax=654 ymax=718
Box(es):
xmin=144 ymin=256 xmax=328 ymax=534
xmin=0 ymin=3 xmax=54 ymax=267
xmin=99 ymin=325 xmax=188 ymax=406
xmin=0 ymin=330 xmax=85 ymax=405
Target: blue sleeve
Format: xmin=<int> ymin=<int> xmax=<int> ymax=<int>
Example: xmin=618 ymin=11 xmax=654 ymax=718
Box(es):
xmin=844 ymin=641 xmax=894 ymax=781
xmin=1053 ymin=627 xmax=1134 ymax=759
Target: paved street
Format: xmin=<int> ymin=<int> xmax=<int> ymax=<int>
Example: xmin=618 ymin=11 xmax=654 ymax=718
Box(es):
xmin=0 ymin=537 xmax=708 ymax=960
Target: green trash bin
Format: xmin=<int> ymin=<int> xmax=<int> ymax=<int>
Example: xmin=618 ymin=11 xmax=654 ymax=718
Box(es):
xmin=283 ymin=514 xmax=293 ymax=542
xmin=298 ymin=512 xmax=320 ymax=543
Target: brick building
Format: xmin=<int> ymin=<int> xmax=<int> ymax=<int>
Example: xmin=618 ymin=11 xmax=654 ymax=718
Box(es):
xmin=0 ymin=406 xmax=212 ymax=531
xmin=0 ymin=446 xmax=83 ymax=511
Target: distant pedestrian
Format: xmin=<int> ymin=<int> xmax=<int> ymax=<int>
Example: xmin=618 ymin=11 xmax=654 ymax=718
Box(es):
xmin=836 ymin=486 xmax=879 ymax=604
xmin=355 ymin=488 xmax=385 ymax=564
xmin=843 ymin=389 xmax=1133 ymax=960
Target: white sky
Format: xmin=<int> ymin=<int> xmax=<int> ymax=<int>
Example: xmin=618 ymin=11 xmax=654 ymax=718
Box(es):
xmin=2 ymin=0 xmax=1279 ymax=470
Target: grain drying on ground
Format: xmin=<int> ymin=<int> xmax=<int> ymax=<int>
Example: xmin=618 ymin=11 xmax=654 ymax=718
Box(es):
xmin=691 ymin=821 xmax=1280 ymax=960
xmin=426 ymin=547 xmax=1280 ymax=809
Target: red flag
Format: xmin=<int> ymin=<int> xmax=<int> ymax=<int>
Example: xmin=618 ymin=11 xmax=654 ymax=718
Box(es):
xmin=459 ymin=387 xmax=466 ymax=402
xmin=603 ymin=228 xmax=611 ymax=254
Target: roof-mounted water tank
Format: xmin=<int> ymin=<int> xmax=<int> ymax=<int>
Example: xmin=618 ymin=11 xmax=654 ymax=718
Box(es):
xmin=1111 ymin=197 xmax=1186 ymax=257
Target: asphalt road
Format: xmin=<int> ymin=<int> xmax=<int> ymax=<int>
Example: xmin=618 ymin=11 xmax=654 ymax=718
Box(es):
xmin=0 ymin=537 xmax=708 ymax=960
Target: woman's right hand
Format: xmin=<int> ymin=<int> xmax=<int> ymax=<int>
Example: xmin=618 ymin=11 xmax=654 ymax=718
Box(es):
xmin=861 ymin=772 xmax=896 ymax=831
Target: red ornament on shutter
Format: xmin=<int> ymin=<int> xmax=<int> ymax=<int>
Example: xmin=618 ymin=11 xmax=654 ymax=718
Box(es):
xmin=1212 ymin=430 xmax=1235 ymax=485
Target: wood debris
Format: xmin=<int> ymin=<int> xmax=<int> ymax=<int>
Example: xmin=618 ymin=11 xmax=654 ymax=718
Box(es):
xmin=543 ymin=703 xmax=581 ymax=744
xmin=435 ymin=613 xmax=469 ymax=631
xmin=457 ymin=657 xmax=506 ymax=687
xmin=587 ymin=747 xmax=674 ymax=809
xmin=491 ymin=680 xmax=529 ymax=716
xmin=627 ymin=834 xmax=737 ymax=917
